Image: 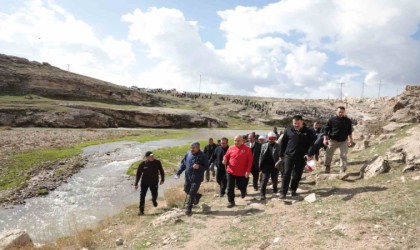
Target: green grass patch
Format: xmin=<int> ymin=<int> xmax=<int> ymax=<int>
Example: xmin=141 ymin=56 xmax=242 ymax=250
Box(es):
xmin=0 ymin=130 xmax=190 ymax=191
xmin=127 ymin=140 xmax=207 ymax=176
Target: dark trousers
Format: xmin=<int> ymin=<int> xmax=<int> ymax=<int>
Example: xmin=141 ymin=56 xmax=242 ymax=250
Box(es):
xmin=216 ymin=168 xmax=227 ymax=195
xmin=205 ymin=163 xmax=215 ymax=181
xmin=246 ymin=166 xmax=260 ymax=190
xmin=260 ymin=167 xmax=279 ymax=196
xmin=281 ymin=157 xmax=305 ymax=195
xmin=184 ymin=181 xmax=202 ymax=210
xmin=139 ymin=184 xmax=158 ymax=212
xmin=227 ymin=173 xmax=247 ymax=203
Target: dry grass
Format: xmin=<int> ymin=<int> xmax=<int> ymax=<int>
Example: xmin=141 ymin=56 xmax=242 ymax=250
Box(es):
xmin=164 ymin=186 xmax=186 ymax=208
xmin=0 ymin=126 xmax=12 ymax=131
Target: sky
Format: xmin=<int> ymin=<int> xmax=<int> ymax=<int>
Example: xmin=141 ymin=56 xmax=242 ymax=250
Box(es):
xmin=0 ymin=0 xmax=419 ymax=98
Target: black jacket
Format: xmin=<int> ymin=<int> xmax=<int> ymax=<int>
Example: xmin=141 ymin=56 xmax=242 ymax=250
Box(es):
xmin=246 ymin=141 xmax=262 ymax=171
xmin=324 ymin=116 xmax=352 ymax=142
xmin=209 ymin=145 xmax=229 ymax=171
xmin=204 ymin=143 xmax=217 ymax=161
xmin=280 ymin=126 xmax=316 ymax=159
xmin=135 ymin=160 xmax=165 ymax=186
xmin=259 ymin=142 xmax=281 ymax=170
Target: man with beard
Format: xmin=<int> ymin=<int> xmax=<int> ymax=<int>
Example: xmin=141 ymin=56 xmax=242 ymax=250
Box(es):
xmin=223 ymin=135 xmax=253 ymax=208
xmin=279 ymin=115 xmax=316 ymax=199
xmin=323 ymin=106 xmax=353 ymax=174
xmin=246 ymin=133 xmax=262 ymax=191
xmin=175 ymin=142 xmax=209 ymax=216
xmin=258 ymin=132 xmax=281 ymax=200
xmin=209 ymin=137 xmax=229 ymax=197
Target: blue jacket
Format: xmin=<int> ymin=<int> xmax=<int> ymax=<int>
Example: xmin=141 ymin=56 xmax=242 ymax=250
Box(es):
xmin=176 ymin=150 xmax=209 ymax=183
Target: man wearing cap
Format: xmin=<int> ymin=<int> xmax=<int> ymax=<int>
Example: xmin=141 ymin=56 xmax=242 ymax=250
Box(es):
xmin=258 ymin=132 xmax=281 ymax=200
xmin=223 ymin=135 xmax=253 ymax=208
xmin=279 ymin=115 xmax=316 ymax=199
xmin=246 ymin=133 xmax=262 ymax=191
xmin=134 ymin=151 xmax=165 ymax=216
xmin=176 ymin=142 xmax=209 ymax=216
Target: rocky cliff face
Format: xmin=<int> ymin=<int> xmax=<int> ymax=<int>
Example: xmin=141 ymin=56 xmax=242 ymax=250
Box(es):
xmin=0 ymin=105 xmax=227 ymax=128
xmin=0 ymin=54 xmax=169 ymax=106
xmin=383 ymin=85 xmax=420 ymax=123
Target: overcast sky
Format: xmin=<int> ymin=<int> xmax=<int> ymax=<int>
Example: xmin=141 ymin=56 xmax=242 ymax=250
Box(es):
xmin=1 ymin=0 xmax=419 ymax=98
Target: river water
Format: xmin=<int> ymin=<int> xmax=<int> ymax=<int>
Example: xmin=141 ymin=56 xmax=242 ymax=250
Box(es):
xmin=0 ymin=129 xmax=267 ymax=243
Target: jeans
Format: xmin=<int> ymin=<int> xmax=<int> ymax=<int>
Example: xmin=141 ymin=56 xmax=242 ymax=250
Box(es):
xmin=216 ymin=168 xmax=227 ymax=195
xmin=281 ymin=157 xmax=305 ymax=195
xmin=184 ymin=181 xmax=202 ymax=210
xmin=227 ymin=173 xmax=247 ymax=203
xmin=246 ymin=166 xmax=260 ymax=190
xmin=260 ymin=167 xmax=279 ymax=196
xmin=139 ymin=184 xmax=158 ymax=212
xmin=324 ymin=140 xmax=348 ymax=170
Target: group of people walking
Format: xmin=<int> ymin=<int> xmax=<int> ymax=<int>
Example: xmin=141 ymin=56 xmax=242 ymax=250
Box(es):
xmin=134 ymin=106 xmax=354 ymax=216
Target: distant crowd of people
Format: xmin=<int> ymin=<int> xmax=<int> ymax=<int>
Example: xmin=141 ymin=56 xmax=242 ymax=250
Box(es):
xmin=134 ymin=106 xmax=354 ymax=216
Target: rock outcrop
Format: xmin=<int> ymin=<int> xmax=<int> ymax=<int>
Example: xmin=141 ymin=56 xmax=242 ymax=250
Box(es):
xmin=383 ymin=85 xmax=420 ymax=123
xmin=0 ymin=53 xmax=169 ymax=106
xmin=0 ymin=230 xmax=34 ymax=250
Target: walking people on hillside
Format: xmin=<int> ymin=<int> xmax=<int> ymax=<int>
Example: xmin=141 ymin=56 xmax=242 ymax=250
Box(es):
xmin=209 ymin=137 xmax=229 ymax=197
xmin=223 ymin=135 xmax=253 ymax=208
xmin=258 ymin=132 xmax=281 ymax=200
xmin=175 ymin=142 xmax=209 ymax=216
xmin=204 ymin=138 xmax=217 ymax=182
xmin=134 ymin=151 xmax=165 ymax=216
xmin=245 ymin=133 xmax=262 ymax=191
xmin=323 ymin=106 xmax=353 ymax=174
xmin=279 ymin=115 xmax=316 ymax=199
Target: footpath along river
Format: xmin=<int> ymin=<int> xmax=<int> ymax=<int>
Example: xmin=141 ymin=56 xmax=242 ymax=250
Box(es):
xmin=0 ymin=129 xmax=266 ymax=243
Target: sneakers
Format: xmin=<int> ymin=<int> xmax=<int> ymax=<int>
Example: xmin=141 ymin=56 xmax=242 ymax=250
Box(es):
xmin=258 ymin=195 xmax=266 ymax=201
xmin=278 ymin=194 xmax=286 ymax=200
xmin=291 ymin=191 xmax=298 ymax=197
xmin=185 ymin=209 xmax=192 ymax=216
xmin=194 ymin=193 xmax=203 ymax=205
xmin=227 ymin=202 xmax=235 ymax=208
xmin=240 ymin=190 xmax=247 ymax=199
xmin=324 ymin=166 xmax=331 ymax=174
xmin=152 ymin=200 xmax=158 ymax=207
xmin=137 ymin=210 xmax=144 ymax=216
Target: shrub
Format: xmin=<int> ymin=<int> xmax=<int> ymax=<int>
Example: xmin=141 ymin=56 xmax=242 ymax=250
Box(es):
xmin=164 ymin=186 xmax=186 ymax=208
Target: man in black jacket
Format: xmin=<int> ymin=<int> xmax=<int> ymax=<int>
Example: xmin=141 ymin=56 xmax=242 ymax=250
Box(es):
xmin=204 ymin=138 xmax=217 ymax=182
xmin=134 ymin=151 xmax=165 ymax=216
xmin=258 ymin=132 xmax=281 ymax=200
xmin=323 ymin=106 xmax=353 ymax=174
xmin=279 ymin=115 xmax=316 ymax=199
xmin=246 ymin=133 xmax=262 ymax=191
xmin=209 ymin=137 xmax=229 ymax=197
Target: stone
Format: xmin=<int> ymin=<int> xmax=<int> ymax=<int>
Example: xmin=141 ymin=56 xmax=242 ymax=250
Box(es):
xmin=330 ymin=224 xmax=347 ymax=235
xmin=201 ymin=203 xmax=211 ymax=213
xmin=259 ymin=240 xmax=271 ymax=249
xmin=248 ymin=203 xmax=266 ymax=210
xmin=0 ymin=230 xmax=34 ymax=250
xmin=403 ymin=164 xmax=417 ymax=173
xmin=151 ymin=208 xmax=185 ymax=226
xmin=385 ymin=151 xmax=406 ymax=164
xmin=273 ymin=237 xmax=281 ymax=244
xmin=360 ymin=155 xmax=391 ymax=179
xmin=304 ymin=193 xmax=317 ymax=203
xmin=316 ymin=173 xmax=349 ymax=183
xmin=116 ymin=238 xmax=124 ymax=246
xmin=382 ymin=122 xmax=411 ymax=132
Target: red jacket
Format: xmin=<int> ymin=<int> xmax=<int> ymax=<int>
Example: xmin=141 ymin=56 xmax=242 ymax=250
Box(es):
xmin=224 ymin=144 xmax=253 ymax=176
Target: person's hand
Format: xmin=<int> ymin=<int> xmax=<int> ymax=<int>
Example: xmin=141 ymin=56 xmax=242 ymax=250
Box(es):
xmin=304 ymin=155 xmax=312 ymax=161
xmin=174 ymin=174 xmax=179 ymax=179
xmin=193 ymin=163 xmax=200 ymax=169
xmin=134 ymin=185 xmax=138 ymax=191
xmin=245 ymin=172 xmax=250 ymax=178
xmin=348 ymin=139 xmax=353 ymax=147
xmin=323 ymin=139 xmax=329 ymax=146
xmin=160 ymin=180 xmax=164 ymax=185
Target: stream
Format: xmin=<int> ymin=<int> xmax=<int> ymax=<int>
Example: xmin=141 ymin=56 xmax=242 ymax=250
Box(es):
xmin=0 ymin=129 xmax=267 ymax=243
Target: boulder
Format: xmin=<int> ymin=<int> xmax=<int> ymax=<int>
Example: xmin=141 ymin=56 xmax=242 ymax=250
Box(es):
xmin=360 ymin=155 xmax=391 ymax=179
xmin=402 ymin=164 xmax=418 ymax=173
xmin=382 ymin=122 xmax=410 ymax=133
xmin=0 ymin=230 xmax=34 ymax=250
xmin=150 ymin=208 xmax=184 ymax=226
xmin=304 ymin=193 xmax=317 ymax=203
xmin=385 ymin=151 xmax=406 ymax=164
xmin=201 ymin=203 xmax=211 ymax=213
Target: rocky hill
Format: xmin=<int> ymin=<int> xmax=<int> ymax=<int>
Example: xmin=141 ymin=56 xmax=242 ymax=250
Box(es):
xmin=383 ymin=85 xmax=420 ymax=123
xmin=0 ymin=54 xmax=226 ymax=128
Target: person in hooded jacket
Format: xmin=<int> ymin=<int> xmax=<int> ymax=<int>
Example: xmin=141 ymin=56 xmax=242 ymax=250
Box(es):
xmin=175 ymin=142 xmax=209 ymax=216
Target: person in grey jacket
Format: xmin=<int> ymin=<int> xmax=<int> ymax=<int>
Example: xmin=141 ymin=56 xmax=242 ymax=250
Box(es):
xmin=258 ymin=132 xmax=281 ymax=200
